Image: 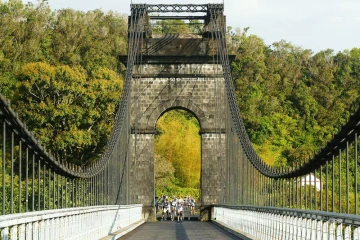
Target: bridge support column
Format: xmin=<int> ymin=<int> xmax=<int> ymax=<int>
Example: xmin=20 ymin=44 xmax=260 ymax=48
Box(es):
xmin=201 ymin=132 xmax=226 ymax=206
xmin=130 ymin=132 xmax=156 ymax=221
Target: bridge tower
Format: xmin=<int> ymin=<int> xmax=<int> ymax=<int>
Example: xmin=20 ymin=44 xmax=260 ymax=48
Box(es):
xmin=120 ymin=4 xmax=231 ymax=219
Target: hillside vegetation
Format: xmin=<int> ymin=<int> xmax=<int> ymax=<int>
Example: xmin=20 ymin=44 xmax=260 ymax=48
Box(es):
xmin=229 ymin=28 xmax=360 ymax=167
xmin=0 ymin=0 xmax=127 ymax=165
xmin=1 ymin=0 xmax=360 ymax=200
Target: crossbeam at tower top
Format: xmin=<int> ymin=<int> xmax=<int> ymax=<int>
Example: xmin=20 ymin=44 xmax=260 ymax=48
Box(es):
xmin=130 ymin=3 xmax=224 ymax=13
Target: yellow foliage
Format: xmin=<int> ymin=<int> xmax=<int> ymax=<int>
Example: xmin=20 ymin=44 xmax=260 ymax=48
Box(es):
xmin=155 ymin=110 xmax=201 ymax=189
xmin=12 ymin=62 xmax=123 ymax=165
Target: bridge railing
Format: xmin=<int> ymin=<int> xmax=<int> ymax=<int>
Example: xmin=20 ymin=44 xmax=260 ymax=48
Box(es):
xmin=213 ymin=205 xmax=360 ymax=239
xmin=0 ymin=204 xmax=143 ymax=240
xmin=207 ymin=0 xmax=360 ymax=216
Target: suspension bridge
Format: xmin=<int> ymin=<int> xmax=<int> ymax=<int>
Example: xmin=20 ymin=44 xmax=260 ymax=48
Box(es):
xmin=1 ymin=3 xmax=360 ymax=239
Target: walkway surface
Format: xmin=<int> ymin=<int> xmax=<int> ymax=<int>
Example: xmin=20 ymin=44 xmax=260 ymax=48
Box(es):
xmin=119 ymin=221 xmax=240 ymax=240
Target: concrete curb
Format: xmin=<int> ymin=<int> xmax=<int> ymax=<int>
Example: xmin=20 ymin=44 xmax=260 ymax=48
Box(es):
xmin=211 ymin=220 xmax=259 ymax=240
xmin=100 ymin=219 xmax=145 ymax=240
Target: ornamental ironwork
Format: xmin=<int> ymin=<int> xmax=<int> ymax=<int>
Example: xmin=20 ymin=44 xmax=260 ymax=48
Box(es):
xmin=130 ymin=4 xmax=223 ymax=13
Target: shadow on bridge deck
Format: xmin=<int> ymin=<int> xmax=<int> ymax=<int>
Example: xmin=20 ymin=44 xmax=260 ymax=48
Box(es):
xmin=119 ymin=221 xmax=241 ymax=240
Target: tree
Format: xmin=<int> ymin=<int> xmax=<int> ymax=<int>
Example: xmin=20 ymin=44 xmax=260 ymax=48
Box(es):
xmin=155 ymin=110 xmax=201 ymax=190
xmin=152 ymin=19 xmax=197 ymax=34
xmin=50 ymin=9 xmax=127 ymax=71
xmin=11 ymin=62 xmax=123 ymax=165
xmin=155 ymin=154 xmax=175 ymax=191
xmin=0 ymin=1 xmax=128 ymax=100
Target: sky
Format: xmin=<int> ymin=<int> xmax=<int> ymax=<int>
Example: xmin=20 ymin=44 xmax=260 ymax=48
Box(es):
xmin=32 ymin=0 xmax=360 ymax=53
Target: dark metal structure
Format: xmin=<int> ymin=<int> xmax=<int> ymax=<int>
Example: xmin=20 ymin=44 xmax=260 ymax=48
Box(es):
xmin=1 ymin=4 xmax=360 ymax=236
xmin=132 ymin=4 xmax=217 ymax=13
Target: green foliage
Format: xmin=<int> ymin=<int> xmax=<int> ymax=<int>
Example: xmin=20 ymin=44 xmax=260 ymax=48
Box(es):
xmin=231 ymin=29 xmax=360 ymax=167
xmin=1 ymin=0 xmax=359 ymax=208
xmin=50 ymin=8 xmax=127 ymax=71
xmin=11 ymin=62 xmax=123 ymax=165
xmin=229 ymin=29 xmax=360 ymax=212
xmin=0 ymin=165 xmax=95 ymax=214
xmin=155 ymin=185 xmax=200 ymax=202
xmin=155 ymin=154 xmax=175 ymax=191
xmin=0 ymin=0 xmax=127 ymax=99
xmin=152 ymin=19 xmax=202 ymax=35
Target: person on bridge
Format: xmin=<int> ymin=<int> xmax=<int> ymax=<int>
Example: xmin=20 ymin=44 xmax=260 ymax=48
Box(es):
xmin=176 ymin=200 xmax=184 ymax=222
xmin=162 ymin=198 xmax=171 ymax=221
xmin=178 ymin=195 xmax=183 ymax=204
xmin=155 ymin=196 xmax=159 ymax=213
xmin=190 ymin=197 xmax=195 ymax=216
xmin=183 ymin=196 xmax=189 ymax=209
xmin=170 ymin=197 xmax=177 ymax=221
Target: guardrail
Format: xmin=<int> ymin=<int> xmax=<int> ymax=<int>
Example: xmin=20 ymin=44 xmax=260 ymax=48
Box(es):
xmin=0 ymin=204 xmax=143 ymax=240
xmin=213 ymin=205 xmax=360 ymax=239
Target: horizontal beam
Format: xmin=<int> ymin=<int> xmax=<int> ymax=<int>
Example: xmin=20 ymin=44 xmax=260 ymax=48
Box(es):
xmin=119 ymin=55 xmax=236 ymax=65
xmin=149 ymin=15 xmax=206 ymax=20
xmin=131 ymin=4 xmax=224 ymax=13
xmin=132 ymin=74 xmax=224 ymax=78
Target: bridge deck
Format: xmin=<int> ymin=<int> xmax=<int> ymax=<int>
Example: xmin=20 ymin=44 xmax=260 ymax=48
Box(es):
xmin=119 ymin=221 xmax=240 ymax=240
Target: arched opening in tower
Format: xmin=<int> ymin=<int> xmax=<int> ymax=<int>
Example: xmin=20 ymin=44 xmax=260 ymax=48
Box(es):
xmin=154 ymin=109 xmax=201 ymax=202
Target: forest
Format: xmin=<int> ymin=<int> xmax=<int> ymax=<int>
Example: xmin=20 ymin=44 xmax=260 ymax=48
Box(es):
xmin=1 ymin=0 xmax=360 ymax=204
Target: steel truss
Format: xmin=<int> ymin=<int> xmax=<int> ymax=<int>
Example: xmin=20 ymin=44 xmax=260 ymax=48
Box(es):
xmin=131 ymin=4 xmax=223 ymax=13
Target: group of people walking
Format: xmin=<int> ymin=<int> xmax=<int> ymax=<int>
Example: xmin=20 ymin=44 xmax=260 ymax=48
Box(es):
xmin=155 ymin=195 xmax=196 ymax=222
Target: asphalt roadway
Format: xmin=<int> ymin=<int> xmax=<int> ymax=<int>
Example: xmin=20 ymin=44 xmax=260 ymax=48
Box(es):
xmin=119 ymin=220 xmax=241 ymax=240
